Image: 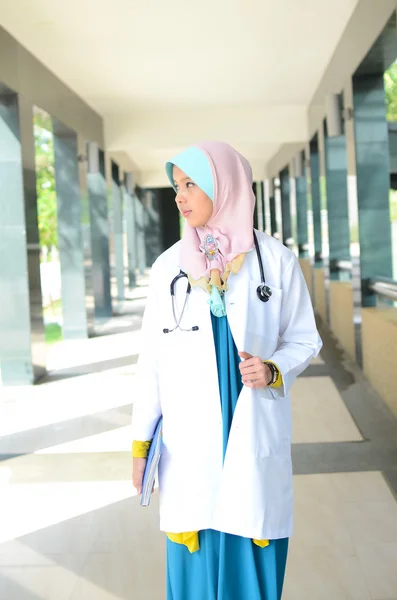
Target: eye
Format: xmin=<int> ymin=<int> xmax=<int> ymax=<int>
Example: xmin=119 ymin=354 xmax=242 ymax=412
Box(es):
xmin=186 ymin=181 xmax=195 ymax=188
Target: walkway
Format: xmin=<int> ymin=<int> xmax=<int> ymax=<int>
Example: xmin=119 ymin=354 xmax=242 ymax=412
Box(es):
xmin=0 ymin=277 xmax=397 ymax=600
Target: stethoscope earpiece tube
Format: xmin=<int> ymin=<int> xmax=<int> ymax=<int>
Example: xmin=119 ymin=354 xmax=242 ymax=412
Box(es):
xmin=253 ymin=230 xmax=272 ymax=304
xmin=164 ymin=270 xmax=199 ymax=333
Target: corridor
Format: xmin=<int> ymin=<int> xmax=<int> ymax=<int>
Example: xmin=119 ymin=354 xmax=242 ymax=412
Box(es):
xmin=1 ymin=275 xmax=397 ymax=600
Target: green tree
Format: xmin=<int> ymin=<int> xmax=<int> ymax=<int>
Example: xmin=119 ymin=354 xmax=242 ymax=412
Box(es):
xmin=34 ymin=110 xmax=57 ymax=250
xmin=385 ymin=62 xmax=397 ymax=121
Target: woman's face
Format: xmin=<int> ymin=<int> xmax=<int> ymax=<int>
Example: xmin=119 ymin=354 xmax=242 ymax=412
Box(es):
xmin=173 ymin=165 xmax=213 ymax=228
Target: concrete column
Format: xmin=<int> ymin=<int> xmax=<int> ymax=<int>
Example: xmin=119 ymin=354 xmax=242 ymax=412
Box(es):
xmin=87 ymin=142 xmax=112 ymax=319
xmin=280 ymin=167 xmax=292 ymax=247
xmin=134 ymin=188 xmax=147 ymax=273
xmin=123 ymin=172 xmax=137 ymax=289
xmin=323 ymin=121 xmax=351 ymax=280
xmin=289 ymin=167 xmax=298 ymax=255
xmin=295 ymin=152 xmax=309 ymax=258
xmin=0 ymin=88 xmax=46 ymax=384
xmin=269 ymin=178 xmax=278 ymax=237
xmin=143 ymin=189 xmax=161 ymax=269
xmin=77 ymin=134 xmax=94 ymax=335
xmin=158 ymin=187 xmax=180 ymax=251
xmin=263 ymin=180 xmax=272 ymax=236
xmin=324 ymin=107 xmax=356 ymax=358
xmin=111 ymin=161 xmax=125 ymax=300
xmin=352 ymin=73 xmax=393 ymax=306
xmin=309 ymin=135 xmax=323 ymax=264
xmin=52 ymin=118 xmax=87 ymax=340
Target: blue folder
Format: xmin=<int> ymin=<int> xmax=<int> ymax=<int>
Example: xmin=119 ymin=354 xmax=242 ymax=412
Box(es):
xmin=140 ymin=417 xmax=163 ymax=507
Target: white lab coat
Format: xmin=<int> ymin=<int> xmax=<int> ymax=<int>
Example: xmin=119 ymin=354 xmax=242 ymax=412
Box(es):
xmin=132 ymin=231 xmax=322 ymax=540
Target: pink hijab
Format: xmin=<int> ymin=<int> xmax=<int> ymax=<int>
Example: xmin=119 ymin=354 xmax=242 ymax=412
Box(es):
xmin=167 ymin=141 xmax=255 ymax=281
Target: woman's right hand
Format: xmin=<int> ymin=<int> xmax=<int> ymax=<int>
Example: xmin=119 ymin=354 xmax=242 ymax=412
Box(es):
xmin=132 ymin=457 xmax=147 ymax=495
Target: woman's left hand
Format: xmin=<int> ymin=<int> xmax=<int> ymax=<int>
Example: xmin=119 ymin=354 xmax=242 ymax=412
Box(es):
xmin=238 ymin=351 xmax=272 ymax=388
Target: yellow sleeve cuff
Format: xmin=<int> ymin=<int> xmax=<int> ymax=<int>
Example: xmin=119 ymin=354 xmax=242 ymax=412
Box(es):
xmin=132 ymin=440 xmax=151 ymax=458
xmin=264 ymin=361 xmax=283 ymax=389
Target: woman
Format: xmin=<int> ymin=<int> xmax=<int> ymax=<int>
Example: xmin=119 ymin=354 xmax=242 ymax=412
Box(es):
xmin=132 ymin=141 xmax=322 ymax=600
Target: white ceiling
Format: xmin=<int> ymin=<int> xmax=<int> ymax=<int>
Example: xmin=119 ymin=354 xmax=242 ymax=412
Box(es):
xmin=0 ymin=0 xmax=359 ymax=184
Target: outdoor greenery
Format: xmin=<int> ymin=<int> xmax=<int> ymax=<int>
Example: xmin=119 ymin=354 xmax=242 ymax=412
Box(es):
xmin=34 ymin=109 xmax=57 ymax=250
xmin=34 ymin=109 xmax=63 ymax=344
xmin=385 ymin=61 xmax=397 ymax=121
xmin=390 ymin=190 xmax=397 ymax=220
xmin=44 ymin=323 xmax=63 ymax=345
xmin=386 ymin=63 xmax=397 ymax=225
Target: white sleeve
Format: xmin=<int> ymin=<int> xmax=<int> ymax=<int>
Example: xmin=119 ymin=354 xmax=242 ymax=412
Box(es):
xmin=131 ymin=260 xmax=163 ymax=441
xmin=268 ymin=255 xmax=322 ymax=400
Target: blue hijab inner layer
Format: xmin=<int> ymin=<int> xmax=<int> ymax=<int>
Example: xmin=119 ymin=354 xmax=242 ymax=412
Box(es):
xmin=165 ymin=146 xmax=214 ymax=201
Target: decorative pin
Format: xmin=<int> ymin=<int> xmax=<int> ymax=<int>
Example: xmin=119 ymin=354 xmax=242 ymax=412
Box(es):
xmin=202 ymin=234 xmax=219 ymax=261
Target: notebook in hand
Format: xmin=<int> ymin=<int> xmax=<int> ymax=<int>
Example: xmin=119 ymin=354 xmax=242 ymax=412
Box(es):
xmin=140 ymin=417 xmax=163 ymax=507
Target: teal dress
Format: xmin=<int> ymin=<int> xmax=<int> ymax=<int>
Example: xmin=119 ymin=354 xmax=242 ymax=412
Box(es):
xmin=166 ymin=312 xmax=289 ymax=600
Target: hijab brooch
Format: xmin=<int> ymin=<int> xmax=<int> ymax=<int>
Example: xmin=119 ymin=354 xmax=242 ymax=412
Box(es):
xmin=202 ymin=234 xmax=220 ymax=261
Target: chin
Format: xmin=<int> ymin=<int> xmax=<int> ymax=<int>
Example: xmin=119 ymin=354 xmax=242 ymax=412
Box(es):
xmin=186 ymin=216 xmax=206 ymax=228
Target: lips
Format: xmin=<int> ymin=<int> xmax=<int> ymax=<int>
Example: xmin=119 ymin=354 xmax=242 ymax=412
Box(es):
xmin=182 ymin=210 xmax=192 ymax=217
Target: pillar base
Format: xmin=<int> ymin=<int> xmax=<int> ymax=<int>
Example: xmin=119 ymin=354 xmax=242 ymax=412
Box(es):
xmin=299 ymin=258 xmax=314 ymax=302
xmin=362 ymin=307 xmax=397 ymax=420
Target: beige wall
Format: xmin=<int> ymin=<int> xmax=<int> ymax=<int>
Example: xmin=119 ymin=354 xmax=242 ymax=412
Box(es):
xmin=329 ymin=281 xmax=356 ymax=360
xmin=362 ymin=307 xmax=397 ymax=420
xmin=299 ymin=258 xmax=313 ymax=302
xmin=313 ymin=268 xmax=327 ymax=323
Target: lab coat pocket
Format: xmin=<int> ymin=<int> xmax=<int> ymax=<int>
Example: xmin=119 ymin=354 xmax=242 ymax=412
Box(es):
xmin=247 ymin=282 xmax=283 ymax=355
xmin=255 ymin=394 xmax=291 ymax=458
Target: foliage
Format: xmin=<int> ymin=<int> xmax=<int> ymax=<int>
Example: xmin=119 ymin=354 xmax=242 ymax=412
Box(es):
xmin=34 ymin=110 xmax=57 ymax=249
xmin=390 ymin=190 xmax=397 ymax=221
xmin=45 ymin=323 xmax=63 ymax=344
xmin=320 ymin=176 xmax=327 ymax=211
xmin=385 ymin=62 xmax=397 ymax=122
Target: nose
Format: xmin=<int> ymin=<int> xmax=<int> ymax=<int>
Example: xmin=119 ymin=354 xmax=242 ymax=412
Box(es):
xmin=176 ymin=190 xmax=187 ymax=204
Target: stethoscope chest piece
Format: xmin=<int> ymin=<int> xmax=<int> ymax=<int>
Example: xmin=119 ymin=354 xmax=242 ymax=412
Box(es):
xmin=257 ymin=284 xmax=272 ymax=303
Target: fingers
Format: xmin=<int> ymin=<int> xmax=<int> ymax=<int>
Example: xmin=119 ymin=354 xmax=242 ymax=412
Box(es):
xmin=132 ymin=460 xmax=146 ymax=495
xmin=242 ymin=375 xmax=266 ymax=385
xmin=238 ymin=356 xmax=271 ymax=388
xmin=238 ymin=351 xmax=252 ymax=360
xmin=133 ymin=479 xmax=142 ymax=495
xmin=239 ymin=355 xmax=263 ymax=373
xmin=243 ymin=373 xmax=268 ymax=387
xmin=240 ymin=365 xmax=260 ymax=376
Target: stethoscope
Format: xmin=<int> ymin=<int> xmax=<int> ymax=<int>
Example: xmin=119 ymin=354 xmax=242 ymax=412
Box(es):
xmin=163 ymin=230 xmax=272 ymax=334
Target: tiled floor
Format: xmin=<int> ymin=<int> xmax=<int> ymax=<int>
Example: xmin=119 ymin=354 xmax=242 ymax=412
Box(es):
xmin=291 ymin=376 xmax=363 ymax=443
xmin=1 ymin=281 xmax=397 ymax=599
xmin=284 ymin=471 xmax=397 ymax=600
